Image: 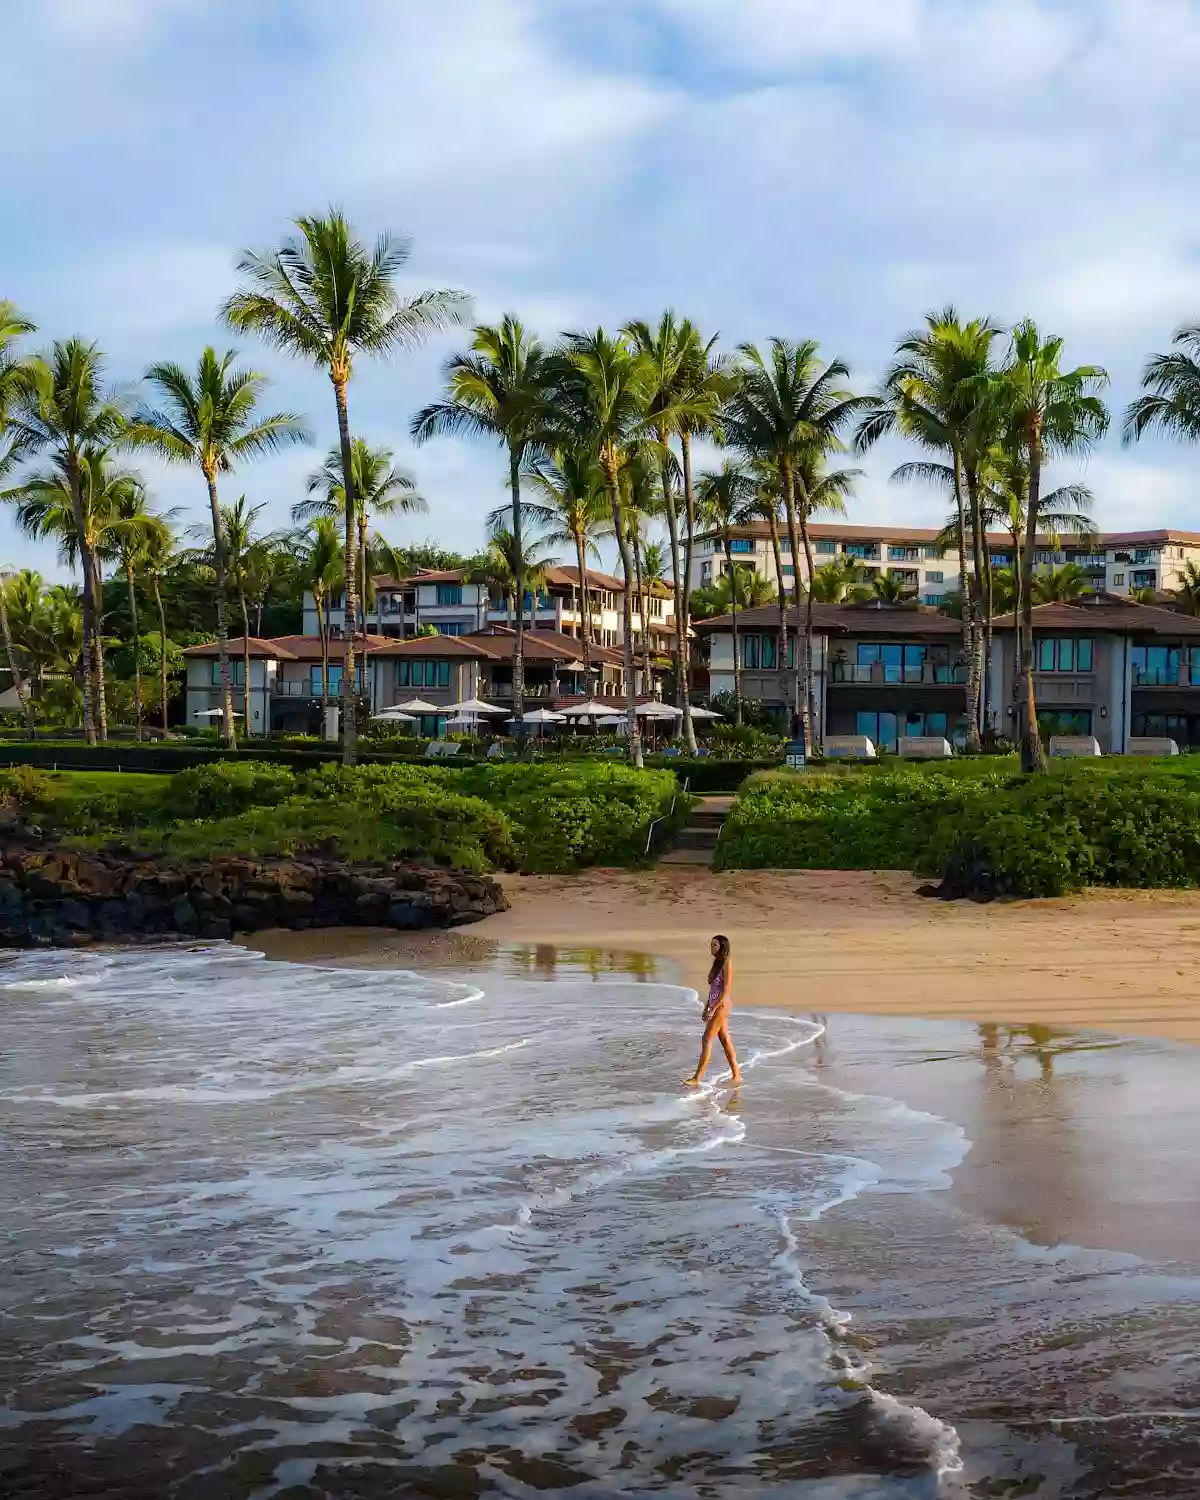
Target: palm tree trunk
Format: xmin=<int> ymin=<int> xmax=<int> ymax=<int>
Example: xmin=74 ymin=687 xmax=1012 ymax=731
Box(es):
xmin=723 ymin=542 xmax=743 ymax=726
xmin=678 ymin=433 xmax=698 ymax=751
xmin=766 ymin=511 xmax=788 ymax=716
xmin=1019 ymin=427 xmax=1047 ymax=772
xmin=0 ymin=578 xmax=35 ymax=738
xmin=509 ymin=447 xmax=526 ymax=747
xmin=951 ymin=457 xmax=981 ymax=752
xmin=204 ymin=472 xmax=237 ymax=750
xmin=125 ymin=563 xmax=143 ymax=742
xmin=966 ymin=466 xmax=988 ymax=734
xmin=780 ymin=460 xmax=807 ymax=743
xmin=331 ymin=375 xmax=359 ymax=765
xmin=606 ymin=467 xmax=643 ymax=768
xmin=256 ymin=597 xmax=264 ymax=636
xmin=153 ymin=572 xmax=169 ymax=737
xmin=316 ymin=589 xmax=330 ymax=706
xmin=573 ymin=529 xmax=593 ymax=676
xmin=632 ymin=525 xmax=651 ymax=694
xmin=65 ymin=454 xmax=96 ymax=746
xmin=91 ymin=563 xmax=108 ymax=741
xmin=358 ymin=509 xmax=371 ymax=715
xmin=795 ymin=504 xmax=820 ymax=747
xmin=240 ymin=590 xmax=252 ymax=737
xmin=658 ymin=443 xmax=695 ymax=752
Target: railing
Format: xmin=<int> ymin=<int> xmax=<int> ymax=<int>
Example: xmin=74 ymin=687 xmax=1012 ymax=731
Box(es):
xmin=645 ymin=776 xmax=690 ymax=858
xmin=829 ymin=663 xmax=966 ymax=685
xmin=484 ymin=682 xmax=555 ymax=699
xmin=1133 ymin=666 xmax=1200 ymax=687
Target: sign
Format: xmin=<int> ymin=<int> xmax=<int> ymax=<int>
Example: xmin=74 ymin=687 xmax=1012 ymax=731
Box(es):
xmin=784 ymin=737 xmax=807 ymax=769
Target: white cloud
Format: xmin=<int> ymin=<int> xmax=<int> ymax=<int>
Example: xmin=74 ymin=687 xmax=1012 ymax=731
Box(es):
xmin=650 ymin=0 xmax=923 ymax=66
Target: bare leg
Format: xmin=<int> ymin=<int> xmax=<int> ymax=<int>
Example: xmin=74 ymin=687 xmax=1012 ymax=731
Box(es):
xmin=684 ymin=1015 xmax=720 ymax=1086
xmin=718 ymin=1023 xmax=741 ymax=1082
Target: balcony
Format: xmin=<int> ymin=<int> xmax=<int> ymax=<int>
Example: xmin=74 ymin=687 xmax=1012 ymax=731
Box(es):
xmin=483 ymin=681 xmax=556 ymax=699
xmin=830 ymin=663 xmax=966 ymax=685
xmin=844 ymin=545 xmax=881 ymax=561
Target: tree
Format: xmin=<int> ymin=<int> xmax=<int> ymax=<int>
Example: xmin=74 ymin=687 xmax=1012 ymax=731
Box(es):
xmin=1128 ymin=585 xmax=1158 ymax=605
xmin=1033 ymin=562 xmax=1092 ymax=604
xmin=1000 ymin=321 xmax=1108 ymax=771
xmin=128 ymin=349 xmax=308 ymax=748
xmin=619 ymin=443 xmax=664 ymax=693
xmin=220 ymin=496 xmax=278 ymax=736
xmin=723 ymin=340 xmax=866 ymax=747
xmin=524 ymin=440 xmax=611 ymax=675
xmin=299 ymin=438 xmax=426 ymax=635
xmin=851 ymin=570 xmax=916 ymax=604
xmin=476 ymin=525 xmax=556 ymax=630
xmin=0 ymin=571 xmax=35 ymax=735
xmin=6 ymin=339 xmax=127 ymax=742
xmin=141 ymin=529 xmax=178 ymax=735
xmin=297 ymin=518 xmax=343 ymax=707
xmin=809 ymin=556 xmax=861 ymax=603
xmin=1172 ymin=559 xmax=1200 ymax=616
xmin=412 ymin=317 xmax=544 ymax=740
xmin=691 ymin=567 xmax=776 ymax=620
xmin=857 ymin=310 xmax=1001 ymax=749
xmin=1125 ymin=323 xmax=1200 ymax=446
xmin=0 ymin=302 xmax=37 ymax=480
xmin=696 ymin=460 xmax=757 ymax=725
xmin=102 ymin=482 xmax=173 ymax=740
xmin=225 ymin=209 xmax=469 ymax=763
xmin=547 ymin=331 xmax=660 ymax=767
xmin=626 ymin=314 xmax=727 ymax=750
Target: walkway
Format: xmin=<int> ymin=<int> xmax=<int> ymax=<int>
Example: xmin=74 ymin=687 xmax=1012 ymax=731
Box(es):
xmin=658 ymin=795 xmax=734 ymax=867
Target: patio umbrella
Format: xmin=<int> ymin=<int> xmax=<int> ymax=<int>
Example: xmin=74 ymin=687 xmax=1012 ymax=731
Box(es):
xmin=598 ymin=715 xmax=627 ymax=728
xmin=369 ymin=709 xmax=416 ymax=722
xmin=686 ymin=705 xmax=723 ymax=720
xmin=447 ymin=697 xmax=507 ymax=715
xmin=393 ymin=698 xmax=443 ymax=714
xmin=560 ymin=699 xmax=614 ymax=718
xmin=511 ymin=708 xmax=566 ymax=723
xmin=193 ymin=707 xmax=243 ymax=718
xmin=635 ymin=701 xmax=683 ymax=719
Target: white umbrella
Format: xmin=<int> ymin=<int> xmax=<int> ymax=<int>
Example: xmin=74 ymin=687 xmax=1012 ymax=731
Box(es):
xmin=598 ymin=715 xmax=627 ymax=728
xmin=393 ymin=698 xmax=443 ymax=714
xmin=560 ymin=699 xmax=614 ymax=718
xmin=510 ymin=708 xmax=566 ymax=724
xmin=193 ymin=707 xmax=243 ymax=718
xmin=447 ymin=697 xmax=507 ymax=715
xmin=370 ymin=709 xmax=416 ymax=722
xmin=635 ymin=701 xmax=682 ymax=719
xmin=687 ymin=705 xmax=723 ymax=720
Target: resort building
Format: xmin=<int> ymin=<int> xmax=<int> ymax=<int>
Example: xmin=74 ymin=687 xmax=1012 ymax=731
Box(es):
xmin=183 ymin=626 xmax=631 ymax=737
xmin=690 ymin=523 xmax=1200 ymax=604
xmin=695 ymin=594 xmax=1200 ymax=752
xmin=303 ymin=565 xmax=674 ymax=657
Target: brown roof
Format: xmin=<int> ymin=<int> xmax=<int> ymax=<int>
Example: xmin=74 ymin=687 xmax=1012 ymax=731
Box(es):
xmin=555 ymin=564 xmax=673 ymax=598
xmin=370 ymin=634 xmax=497 ymax=660
xmin=991 ymin=600 xmax=1200 ymax=636
xmin=182 ymin=636 xmax=297 ymax=660
xmin=693 ymin=601 xmax=963 ymax=638
xmin=369 ymin=627 xmax=625 ymax=666
xmin=1104 ymin=530 xmax=1200 ymax=546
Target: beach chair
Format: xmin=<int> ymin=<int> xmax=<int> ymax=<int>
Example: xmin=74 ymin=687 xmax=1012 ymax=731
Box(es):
xmin=660 ymin=746 xmax=682 ymax=759
xmin=1049 ymin=735 xmax=1101 ymax=758
xmin=424 ymin=740 xmax=462 ymax=759
xmin=486 ymin=741 xmax=509 ymax=761
xmin=824 ymin=735 xmax=877 ymax=761
xmin=695 ymin=747 xmax=712 ymax=759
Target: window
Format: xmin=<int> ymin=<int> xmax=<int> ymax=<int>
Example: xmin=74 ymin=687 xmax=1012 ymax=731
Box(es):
xmin=741 ymin=635 xmax=760 ymax=669
xmin=1131 ymin=644 xmax=1180 ymax=686
xmin=816 ymin=540 xmax=837 ymax=555
xmin=922 ymin=546 xmax=941 ymax=560
xmin=845 ymin=543 xmax=879 ymax=560
xmin=1113 ymin=572 xmax=1125 ymax=587
xmin=925 ymin=570 xmax=944 ymax=583
xmin=992 ymin=554 xmax=1011 ymax=568
xmin=1134 ymin=549 xmax=1158 ymax=564
xmin=1038 ymin=709 xmax=1093 ymax=736
xmin=856 ymin=710 xmax=899 ymax=750
xmin=923 ymin=594 xmax=947 ymax=607
xmin=888 ymin=546 xmax=920 ymax=561
xmin=435 ymin=583 xmax=463 ymax=606
xmin=856 ymin=642 xmax=927 ymax=682
xmin=437 ymin=623 xmax=467 ymax=636
xmin=1131 ymin=570 xmax=1157 ymax=589
xmin=1035 ymin=637 xmax=1093 ymax=673
xmin=729 ymin=538 xmax=756 ymax=554
xmin=740 ymin=634 xmax=777 ymax=669
xmin=858 ymin=709 xmax=950 ymax=746
xmin=396 ymin=659 xmax=451 ymax=688
xmin=211 ymin=660 xmax=246 ymax=686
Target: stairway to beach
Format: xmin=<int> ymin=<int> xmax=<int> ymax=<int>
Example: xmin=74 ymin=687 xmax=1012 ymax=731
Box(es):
xmin=659 ymin=796 xmax=733 ymax=867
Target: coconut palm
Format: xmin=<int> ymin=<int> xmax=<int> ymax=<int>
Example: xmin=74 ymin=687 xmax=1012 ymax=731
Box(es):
xmin=127 ymin=349 xmax=308 ymax=748
xmin=723 ymin=340 xmax=866 ymax=746
xmin=696 ymin=460 xmax=757 ymax=725
xmin=523 ymin=441 xmax=611 ymax=673
xmin=1033 ymin=562 xmax=1092 ymax=604
xmin=298 ymin=439 xmax=426 ymax=636
xmin=809 ymin=556 xmax=861 ymax=603
xmin=999 ymin=322 xmax=1109 ymax=771
xmin=1128 ymin=585 xmax=1158 ymax=605
xmin=412 ymin=317 xmax=545 ymax=735
xmin=850 ymin=570 xmax=917 ymax=604
xmin=1172 ymin=559 xmax=1200 ymax=616
xmin=619 ymin=444 xmax=664 ymax=692
xmin=140 ymin=529 xmax=178 ymax=735
xmin=0 ymin=571 xmax=35 ymax=735
xmin=220 ymin=496 xmax=279 ymax=735
xmin=546 ymin=330 xmax=660 ymax=766
xmin=856 ymin=310 xmax=1002 ymax=749
xmin=225 ymin=209 xmax=469 ymax=762
xmin=626 ymin=314 xmax=727 ymax=749
xmin=297 ymin=518 xmax=343 ymax=707
xmin=0 ymin=302 xmax=37 ymax=481
xmin=1125 ymin=324 xmax=1200 ymax=445
xmin=101 ymin=483 xmax=173 ymax=740
xmin=5 ymin=340 xmax=127 ymax=742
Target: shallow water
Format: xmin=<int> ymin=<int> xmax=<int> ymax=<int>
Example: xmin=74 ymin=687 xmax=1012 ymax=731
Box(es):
xmin=0 ymin=946 xmax=1197 ymax=1497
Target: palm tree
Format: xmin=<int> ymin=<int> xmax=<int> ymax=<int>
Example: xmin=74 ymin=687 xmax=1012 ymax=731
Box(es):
xmin=297 ymin=518 xmax=343 ymax=707
xmin=141 ymin=529 xmax=177 ymax=735
xmin=809 ymin=556 xmax=860 ymax=603
xmin=1172 ymin=559 xmax=1200 ymax=616
xmin=102 ymin=482 xmax=172 ymax=740
xmin=0 ymin=302 xmax=37 ymax=480
xmin=1128 ymin=585 xmax=1158 ymax=605
xmin=696 ymin=460 xmax=757 ymax=725
xmin=1000 ymin=321 xmax=1109 ymax=771
xmin=298 ymin=438 xmax=426 ymax=635
xmin=723 ymin=340 xmax=866 ymax=747
xmin=547 ymin=330 xmax=660 ymax=767
xmin=626 ymin=314 xmax=727 ymax=750
xmin=524 ymin=440 xmax=611 ymax=674
xmin=1033 ymin=562 xmax=1092 ymax=604
xmin=619 ymin=444 xmax=663 ymax=692
xmin=851 ymin=570 xmax=917 ymax=604
xmin=412 ymin=317 xmax=544 ymax=737
xmin=857 ymin=310 xmax=1002 ymax=749
xmin=1125 ymin=323 xmax=1200 ymax=446
xmin=6 ymin=340 xmax=127 ymax=742
xmin=127 ymin=349 xmax=309 ymax=749
xmin=224 ymin=209 xmax=470 ymax=763
xmin=0 ymin=571 xmax=35 ymax=736
xmin=478 ymin=525 xmax=556 ymax=629
xmin=221 ymin=496 xmax=275 ymax=736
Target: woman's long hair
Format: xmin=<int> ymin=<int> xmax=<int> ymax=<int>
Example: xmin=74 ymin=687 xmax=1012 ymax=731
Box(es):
xmin=708 ymin=934 xmax=731 ymax=985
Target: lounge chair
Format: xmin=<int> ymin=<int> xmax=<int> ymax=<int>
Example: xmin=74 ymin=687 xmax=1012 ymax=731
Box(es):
xmin=486 ymin=741 xmax=509 ymax=760
xmin=660 ymin=746 xmax=682 ymax=759
xmin=424 ymin=740 xmax=462 ymax=759
xmin=694 ymin=747 xmax=712 ymax=759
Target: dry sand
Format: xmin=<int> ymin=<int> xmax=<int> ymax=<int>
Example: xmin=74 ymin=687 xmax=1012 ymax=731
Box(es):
xmin=475 ymin=868 xmax=1200 ymax=1044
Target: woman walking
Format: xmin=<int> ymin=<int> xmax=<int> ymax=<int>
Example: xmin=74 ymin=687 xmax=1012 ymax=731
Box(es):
xmin=684 ymin=935 xmax=742 ymax=1087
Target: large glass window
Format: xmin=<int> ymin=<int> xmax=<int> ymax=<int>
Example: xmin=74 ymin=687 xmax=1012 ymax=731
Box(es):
xmin=313 ymin=665 xmax=364 ymax=695
xmin=729 ymin=538 xmax=756 ymax=554
xmin=845 ymin=543 xmax=879 ymax=560
xmin=741 ymin=635 xmax=760 ymax=669
xmin=1036 ymin=637 xmax=1094 ymax=673
xmin=855 ymin=642 xmax=926 ymax=682
xmin=435 ymin=583 xmax=463 ymax=606
xmin=211 ymin=660 xmax=246 ymax=686
xmin=1131 ymin=644 xmax=1179 ymax=685
xmin=925 ymin=570 xmax=944 ymax=583
xmin=815 ymin=540 xmax=837 ymax=555
xmin=396 ymin=659 xmax=451 ymax=689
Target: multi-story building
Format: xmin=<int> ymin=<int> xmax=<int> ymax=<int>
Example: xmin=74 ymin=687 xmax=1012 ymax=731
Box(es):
xmin=695 ymin=594 xmax=1200 ymax=751
xmin=305 ymin=565 xmax=674 ymax=656
xmin=691 ymin=523 xmax=1200 ymax=605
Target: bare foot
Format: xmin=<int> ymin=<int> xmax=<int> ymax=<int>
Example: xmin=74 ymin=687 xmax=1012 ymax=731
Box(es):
xmin=682 ymin=1077 xmax=701 ymax=1088
xmin=730 ymin=1071 xmax=743 ymax=1084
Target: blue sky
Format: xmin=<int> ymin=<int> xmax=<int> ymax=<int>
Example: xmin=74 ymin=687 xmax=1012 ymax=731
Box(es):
xmin=4 ymin=0 xmax=1200 ymax=578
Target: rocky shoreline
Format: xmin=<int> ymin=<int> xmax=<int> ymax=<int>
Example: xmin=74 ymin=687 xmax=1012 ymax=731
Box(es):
xmin=0 ymin=842 xmax=508 ymax=947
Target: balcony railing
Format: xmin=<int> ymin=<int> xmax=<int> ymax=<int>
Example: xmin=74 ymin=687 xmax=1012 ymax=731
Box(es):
xmin=484 ymin=682 xmax=556 ymax=699
xmin=1133 ymin=666 xmax=1200 ymax=687
xmin=830 ymin=663 xmax=966 ymax=685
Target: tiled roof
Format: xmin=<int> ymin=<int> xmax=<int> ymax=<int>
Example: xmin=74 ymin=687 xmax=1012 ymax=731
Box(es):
xmin=693 ymin=602 xmax=963 ymax=637
xmin=182 ymin=634 xmax=392 ymax=662
xmin=990 ymin=600 xmax=1200 ymax=636
xmin=369 ymin=634 xmax=497 ymax=660
xmin=181 ymin=636 xmax=297 ymax=659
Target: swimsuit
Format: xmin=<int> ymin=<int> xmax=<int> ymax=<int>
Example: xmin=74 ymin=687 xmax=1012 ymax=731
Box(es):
xmin=706 ymin=970 xmax=725 ymax=1018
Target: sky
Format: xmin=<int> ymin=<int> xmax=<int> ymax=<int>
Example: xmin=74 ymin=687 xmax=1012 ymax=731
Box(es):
xmin=4 ymin=0 xmax=1200 ymax=580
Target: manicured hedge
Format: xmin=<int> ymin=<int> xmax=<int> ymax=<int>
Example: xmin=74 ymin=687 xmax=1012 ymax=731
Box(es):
xmin=715 ymin=760 xmax=1200 ymax=897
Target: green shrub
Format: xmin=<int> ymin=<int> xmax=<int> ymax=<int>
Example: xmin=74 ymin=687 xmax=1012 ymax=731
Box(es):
xmin=160 ymin=760 xmax=298 ymax=820
xmin=0 ymin=766 xmax=59 ymax=810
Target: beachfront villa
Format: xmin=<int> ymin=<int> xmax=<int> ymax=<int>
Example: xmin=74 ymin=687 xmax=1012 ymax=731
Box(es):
xmin=695 ymin=594 xmax=1200 ymax=751
xmin=182 ymin=625 xmax=634 ymax=736
xmin=690 ymin=522 xmax=1200 ymax=605
xmin=304 ymin=565 xmax=675 ymax=657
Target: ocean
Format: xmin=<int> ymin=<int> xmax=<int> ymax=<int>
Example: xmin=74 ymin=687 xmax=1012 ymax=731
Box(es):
xmin=0 ymin=944 xmax=1197 ymax=1497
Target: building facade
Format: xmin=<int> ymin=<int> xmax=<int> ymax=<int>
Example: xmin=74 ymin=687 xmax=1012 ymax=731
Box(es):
xmin=695 ymin=595 xmax=1200 ymax=751
xmin=691 ymin=524 xmax=1200 ymax=606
